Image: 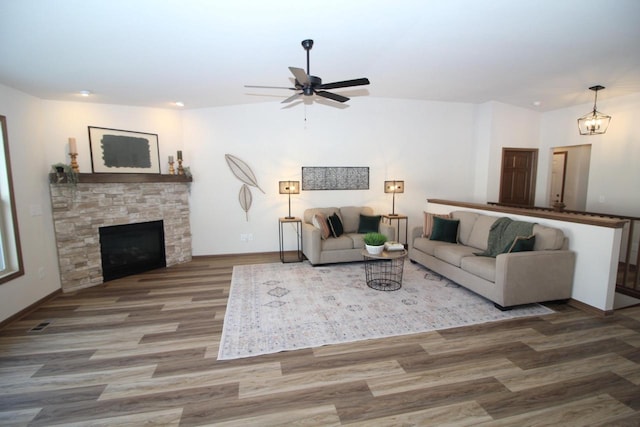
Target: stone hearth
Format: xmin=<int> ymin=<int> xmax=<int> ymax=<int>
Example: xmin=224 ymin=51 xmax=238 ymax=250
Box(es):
xmin=50 ymin=177 xmax=192 ymax=292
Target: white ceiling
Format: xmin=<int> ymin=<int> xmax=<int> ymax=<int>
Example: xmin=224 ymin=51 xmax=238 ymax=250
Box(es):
xmin=1 ymin=0 xmax=639 ymax=112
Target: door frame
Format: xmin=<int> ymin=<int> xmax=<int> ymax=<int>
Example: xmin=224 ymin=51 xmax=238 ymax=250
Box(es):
xmin=498 ymin=147 xmax=538 ymax=206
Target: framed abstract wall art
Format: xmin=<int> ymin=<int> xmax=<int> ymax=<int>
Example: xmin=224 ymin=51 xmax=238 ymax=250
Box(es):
xmin=89 ymin=127 xmax=161 ymax=174
xmin=302 ymin=166 xmax=369 ymax=190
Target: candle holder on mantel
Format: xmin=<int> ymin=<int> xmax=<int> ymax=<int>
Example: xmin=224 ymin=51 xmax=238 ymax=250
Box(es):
xmin=69 ymin=153 xmax=79 ymax=173
xmin=177 ymin=159 xmax=184 ymax=175
xmin=169 ymin=160 xmax=175 ymax=175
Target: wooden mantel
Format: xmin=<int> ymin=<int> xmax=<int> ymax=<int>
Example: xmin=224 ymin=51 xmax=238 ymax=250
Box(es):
xmin=50 ymin=173 xmax=192 ymax=184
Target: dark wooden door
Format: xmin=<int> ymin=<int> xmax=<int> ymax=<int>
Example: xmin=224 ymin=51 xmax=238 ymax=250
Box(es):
xmin=499 ymin=148 xmax=538 ymax=206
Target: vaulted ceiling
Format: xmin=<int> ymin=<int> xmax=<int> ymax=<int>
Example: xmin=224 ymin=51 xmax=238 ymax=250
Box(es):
xmin=1 ymin=0 xmax=639 ymax=111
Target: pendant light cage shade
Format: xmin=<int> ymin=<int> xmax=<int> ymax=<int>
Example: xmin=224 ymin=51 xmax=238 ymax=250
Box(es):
xmin=577 ymin=85 xmax=611 ymax=135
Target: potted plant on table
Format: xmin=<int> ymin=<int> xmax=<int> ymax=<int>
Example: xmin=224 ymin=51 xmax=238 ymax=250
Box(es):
xmin=364 ymin=232 xmax=387 ymax=255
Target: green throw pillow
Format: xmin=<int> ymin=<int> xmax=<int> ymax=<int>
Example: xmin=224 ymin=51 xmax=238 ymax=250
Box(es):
xmin=429 ymin=216 xmax=459 ymax=243
xmin=504 ymin=234 xmax=536 ymax=253
xmin=327 ymin=213 xmax=344 ymax=238
xmin=357 ymin=214 xmax=381 ymax=234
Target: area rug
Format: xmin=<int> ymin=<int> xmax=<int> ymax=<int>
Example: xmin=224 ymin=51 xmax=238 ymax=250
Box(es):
xmin=218 ymin=261 xmax=553 ymax=360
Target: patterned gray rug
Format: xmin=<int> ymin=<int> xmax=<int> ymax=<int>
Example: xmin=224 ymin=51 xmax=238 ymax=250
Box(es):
xmin=218 ymin=260 xmax=553 ymax=360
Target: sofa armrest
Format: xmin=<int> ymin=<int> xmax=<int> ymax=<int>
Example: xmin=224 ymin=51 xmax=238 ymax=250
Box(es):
xmin=302 ymin=223 xmax=321 ymax=265
xmin=411 ymin=226 xmax=423 ymax=241
xmin=495 ymin=250 xmax=576 ymax=307
xmin=379 ymin=222 xmax=396 ymax=242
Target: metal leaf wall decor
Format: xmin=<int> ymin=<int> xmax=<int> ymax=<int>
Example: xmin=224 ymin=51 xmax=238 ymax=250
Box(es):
xmin=225 ymin=154 xmax=265 ymax=194
xmin=225 ymin=154 xmax=263 ymax=221
xmin=238 ymin=184 xmax=252 ymax=221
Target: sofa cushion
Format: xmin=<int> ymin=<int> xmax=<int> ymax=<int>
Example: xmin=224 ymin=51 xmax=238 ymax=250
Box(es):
xmin=358 ymin=214 xmax=381 ymax=234
xmin=349 ymin=233 xmax=366 ymax=249
xmin=451 ymin=211 xmax=479 ymax=245
xmin=430 ymin=216 xmax=459 ymax=243
xmin=461 ymin=256 xmax=496 ymax=283
xmin=422 ymin=212 xmax=451 ymax=238
xmin=433 ymin=244 xmax=478 ymax=267
xmin=327 ymin=213 xmax=344 ymax=237
xmin=413 ymin=236 xmax=454 ymax=255
xmin=466 ymin=215 xmax=499 ymax=250
xmin=505 ymin=234 xmax=536 ymax=253
xmin=340 ymin=206 xmax=373 ymax=233
xmin=322 ymin=235 xmax=353 ymax=250
xmin=412 ymin=236 xmax=454 ymax=255
xmin=312 ymin=213 xmax=331 ymax=240
xmin=533 ymin=224 xmax=565 ymax=250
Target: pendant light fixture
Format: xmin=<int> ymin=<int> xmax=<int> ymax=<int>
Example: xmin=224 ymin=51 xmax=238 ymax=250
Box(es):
xmin=577 ymin=85 xmax=611 ymax=135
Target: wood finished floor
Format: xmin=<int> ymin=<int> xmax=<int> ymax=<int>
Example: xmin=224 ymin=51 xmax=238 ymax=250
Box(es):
xmin=1 ymin=253 xmax=640 ymax=426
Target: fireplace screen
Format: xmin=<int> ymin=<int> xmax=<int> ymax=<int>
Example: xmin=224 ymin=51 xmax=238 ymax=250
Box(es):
xmin=99 ymin=220 xmax=166 ymax=281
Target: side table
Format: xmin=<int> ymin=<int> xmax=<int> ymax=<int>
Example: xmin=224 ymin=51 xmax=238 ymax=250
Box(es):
xmin=279 ymin=217 xmax=303 ymax=263
xmin=382 ymin=214 xmax=409 ymax=248
xmin=361 ymin=249 xmax=408 ymax=291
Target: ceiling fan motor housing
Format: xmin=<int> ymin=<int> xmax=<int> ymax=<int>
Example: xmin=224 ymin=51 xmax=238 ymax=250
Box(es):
xmin=302 ymin=75 xmax=322 ymax=96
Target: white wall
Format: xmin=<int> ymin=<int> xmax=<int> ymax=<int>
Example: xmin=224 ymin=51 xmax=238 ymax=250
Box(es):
xmin=0 ymin=83 xmax=638 ymax=322
xmin=0 ymin=84 xmax=60 ymax=322
xmin=540 ymin=92 xmax=640 ymax=217
xmin=0 ymin=90 xmax=185 ymax=323
xmin=473 ymin=101 xmax=540 ymax=203
xmin=40 ymin=101 xmax=183 ymax=175
xmin=184 ymin=98 xmax=477 ymax=255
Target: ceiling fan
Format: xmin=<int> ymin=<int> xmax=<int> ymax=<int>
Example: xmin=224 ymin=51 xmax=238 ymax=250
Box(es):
xmin=245 ymin=39 xmax=370 ymax=104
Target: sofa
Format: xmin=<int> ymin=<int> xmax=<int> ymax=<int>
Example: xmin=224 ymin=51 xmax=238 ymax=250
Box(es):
xmin=409 ymin=210 xmax=576 ymax=309
xmin=302 ymin=206 xmax=395 ymax=265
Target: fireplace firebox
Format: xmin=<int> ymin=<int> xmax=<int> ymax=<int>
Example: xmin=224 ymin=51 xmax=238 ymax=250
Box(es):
xmin=99 ymin=220 xmax=166 ymax=281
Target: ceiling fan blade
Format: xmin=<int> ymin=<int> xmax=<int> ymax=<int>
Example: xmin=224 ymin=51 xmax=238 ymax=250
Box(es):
xmin=288 ymin=67 xmax=309 ymax=86
xmin=245 ymin=85 xmax=296 ymax=90
xmin=316 ymin=78 xmax=370 ymax=90
xmin=315 ymin=91 xmax=349 ymax=103
xmin=281 ymin=92 xmax=302 ymax=103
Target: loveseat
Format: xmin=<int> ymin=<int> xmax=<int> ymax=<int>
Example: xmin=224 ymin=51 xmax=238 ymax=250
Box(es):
xmin=302 ymin=206 xmax=395 ymax=265
xmin=409 ymin=210 xmax=576 ymax=309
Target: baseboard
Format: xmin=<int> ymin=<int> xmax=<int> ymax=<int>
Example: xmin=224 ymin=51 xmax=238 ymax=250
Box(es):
xmin=568 ymin=298 xmax=615 ymax=317
xmin=0 ymin=289 xmax=62 ymax=330
xmin=192 ymin=251 xmax=280 ymax=259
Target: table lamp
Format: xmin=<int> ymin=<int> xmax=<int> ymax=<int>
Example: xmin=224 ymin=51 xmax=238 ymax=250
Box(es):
xmin=384 ymin=180 xmax=404 ymax=216
xmin=279 ymin=181 xmax=300 ymax=219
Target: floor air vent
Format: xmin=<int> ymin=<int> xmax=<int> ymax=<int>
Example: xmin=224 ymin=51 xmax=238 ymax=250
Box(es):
xmin=29 ymin=321 xmax=51 ymax=332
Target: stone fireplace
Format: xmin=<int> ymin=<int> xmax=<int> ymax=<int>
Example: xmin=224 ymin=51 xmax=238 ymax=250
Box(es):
xmin=49 ymin=174 xmax=192 ymax=292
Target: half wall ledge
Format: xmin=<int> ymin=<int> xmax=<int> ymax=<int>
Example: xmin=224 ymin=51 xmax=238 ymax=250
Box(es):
xmin=427 ymin=199 xmax=627 ymax=229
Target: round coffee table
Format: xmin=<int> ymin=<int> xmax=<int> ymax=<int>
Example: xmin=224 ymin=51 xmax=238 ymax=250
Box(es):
xmin=361 ymin=249 xmax=408 ymax=291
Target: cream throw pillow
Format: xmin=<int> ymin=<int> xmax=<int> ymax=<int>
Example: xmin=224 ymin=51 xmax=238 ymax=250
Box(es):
xmin=312 ymin=213 xmax=331 ymax=240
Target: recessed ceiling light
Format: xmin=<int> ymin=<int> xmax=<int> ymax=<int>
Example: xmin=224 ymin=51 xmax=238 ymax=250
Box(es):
xmin=174 ymin=101 xmax=185 ymax=107
xmin=532 ymin=101 xmax=542 ymax=107
xmin=79 ymin=90 xmax=92 ymax=97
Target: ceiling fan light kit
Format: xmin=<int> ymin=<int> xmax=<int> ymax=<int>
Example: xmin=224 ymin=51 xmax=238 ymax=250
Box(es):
xmin=577 ymin=85 xmax=611 ymax=135
xmin=245 ymin=39 xmax=370 ymax=105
